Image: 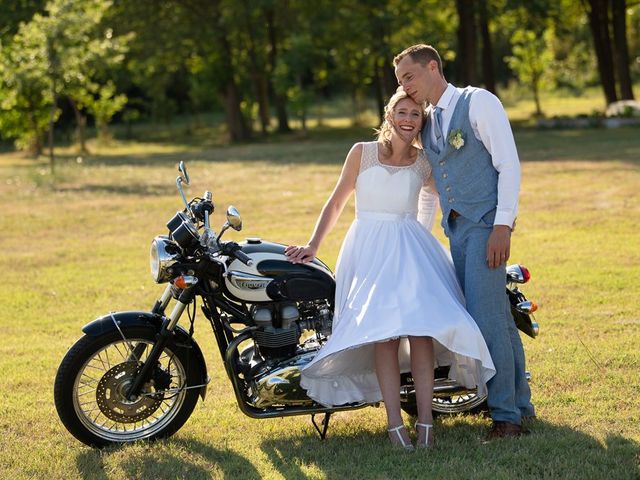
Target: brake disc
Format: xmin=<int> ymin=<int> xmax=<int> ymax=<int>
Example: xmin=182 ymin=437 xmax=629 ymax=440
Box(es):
xmin=95 ymin=361 xmax=163 ymax=423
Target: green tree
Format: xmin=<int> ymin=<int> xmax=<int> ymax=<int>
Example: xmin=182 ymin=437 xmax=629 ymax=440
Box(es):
xmin=42 ymin=0 xmax=130 ymax=152
xmin=0 ymin=0 xmax=46 ymax=41
xmin=548 ymin=0 xmax=597 ymax=94
xmin=0 ymin=19 xmax=53 ymax=155
xmin=505 ymin=28 xmax=554 ymax=117
xmin=89 ymin=82 xmax=128 ymax=142
xmin=0 ymin=0 xmax=129 ymax=166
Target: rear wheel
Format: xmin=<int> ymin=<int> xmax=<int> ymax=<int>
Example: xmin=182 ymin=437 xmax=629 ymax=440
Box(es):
xmin=400 ymin=377 xmax=488 ymax=417
xmin=432 ymin=390 xmax=487 ymax=415
xmin=401 ymin=392 xmax=488 ymax=417
xmin=54 ymin=327 xmax=201 ymax=447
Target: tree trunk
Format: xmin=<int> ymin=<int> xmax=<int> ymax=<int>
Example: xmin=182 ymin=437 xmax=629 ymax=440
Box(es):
xmin=478 ymin=1 xmax=497 ymax=94
xmin=241 ymin=0 xmax=271 ymax=134
xmin=584 ymin=0 xmax=619 ymax=105
xmin=192 ymin=0 xmax=251 ymax=142
xmin=27 ymin=106 xmax=43 ymax=158
xmin=256 ymin=77 xmax=271 ymax=134
xmin=368 ymin=13 xmax=396 ymax=111
xmin=532 ymin=72 xmax=543 ymax=117
xmin=219 ymin=67 xmax=251 ymax=141
xmin=455 ymin=0 xmax=478 ymax=86
xmin=265 ymin=6 xmax=291 ymax=133
xmin=97 ymin=120 xmax=111 ymax=142
xmin=48 ymin=90 xmax=56 ymax=174
xmin=221 ymin=82 xmax=250 ymax=142
xmin=382 ymin=62 xmax=398 ymax=99
xmin=611 ymin=0 xmax=635 ymax=99
xmin=214 ymin=7 xmax=251 ymax=142
xmin=373 ymin=60 xmax=385 ymax=124
xmin=299 ymin=77 xmax=308 ymax=132
xmin=69 ymin=98 xmax=89 ymax=154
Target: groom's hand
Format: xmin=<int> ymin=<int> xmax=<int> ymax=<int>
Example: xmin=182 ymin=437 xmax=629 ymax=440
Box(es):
xmin=486 ymin=225 xmax=511 ymax=269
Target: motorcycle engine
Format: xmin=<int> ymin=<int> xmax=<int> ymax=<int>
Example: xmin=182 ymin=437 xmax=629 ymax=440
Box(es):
xmin=250 ymin=300 xmax=332 ymax=359
xmin=233 ymin=300 xmax=333 ymax=408
xmin=252 ymin=303 xmax=299 ymax=358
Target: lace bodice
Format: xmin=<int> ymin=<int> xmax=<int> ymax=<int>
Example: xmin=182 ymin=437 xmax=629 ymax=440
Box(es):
xmin=359 ymin=141 xmax=431 ymax=180
xmin=356 ymin=142 xmax=435 ymax=221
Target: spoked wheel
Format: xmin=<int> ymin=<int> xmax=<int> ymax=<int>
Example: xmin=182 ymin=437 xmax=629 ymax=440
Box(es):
xmin=401 ymin=391 xmax=487 ymax=417
xmin=432 ymin=390 xmax=487 ymax=415
xmin=400 ymin=374 xmax=488 ymax=417
xmin=54 ymin=327 xmax=200 ymax=447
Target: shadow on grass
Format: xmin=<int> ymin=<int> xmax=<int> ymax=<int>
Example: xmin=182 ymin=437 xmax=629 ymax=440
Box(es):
xmin=54 ymin=183 xmax=170 ymax=196
xmin=75 ymin=438 xmax=261 ymax=480
xmin=78 ymin=140 xmax=354 ymax=168
xmin=514 ymin=127 xmax=640 ymax=165
xmin=4 ymin=127 xmax=639 ymax=175
xmin=72 ymin=126 xmax=640 ymax=170
xmin=65 ymin=417 xmax=640 ymax=479
xmin=259 ymin=418 xmax=640 ymax=480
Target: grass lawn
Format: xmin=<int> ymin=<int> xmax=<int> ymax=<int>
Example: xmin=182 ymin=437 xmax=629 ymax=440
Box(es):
xmin=0 ymin=124 xmax=639 ymax=479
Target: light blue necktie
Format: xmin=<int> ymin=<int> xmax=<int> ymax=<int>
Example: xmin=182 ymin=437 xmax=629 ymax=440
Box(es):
xmin=432 ymin=106 xmax=444 ymax=153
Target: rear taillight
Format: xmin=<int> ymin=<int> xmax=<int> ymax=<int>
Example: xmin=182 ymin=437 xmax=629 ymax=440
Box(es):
xmin=520 ymin=266 xmax=531 ymax=283
xmin=506 ymin=264 xmax=531 ymax=284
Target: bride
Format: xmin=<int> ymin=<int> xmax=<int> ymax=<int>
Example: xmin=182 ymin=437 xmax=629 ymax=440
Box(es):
xmin=285 ymin=89 xmax=495 ymax=450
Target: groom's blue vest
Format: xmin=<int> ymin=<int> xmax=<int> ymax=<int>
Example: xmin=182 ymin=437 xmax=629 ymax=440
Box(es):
xmin=421 ymin=87 xmax=498 ymax=235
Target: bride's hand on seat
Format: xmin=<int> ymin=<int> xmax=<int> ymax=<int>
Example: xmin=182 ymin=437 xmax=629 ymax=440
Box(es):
xmin=285 ymin=244 xmax=317 ymax=263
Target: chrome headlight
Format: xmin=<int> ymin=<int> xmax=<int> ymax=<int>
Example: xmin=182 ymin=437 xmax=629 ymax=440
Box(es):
xmin=150 ymin=236 xmax=180 ymax=283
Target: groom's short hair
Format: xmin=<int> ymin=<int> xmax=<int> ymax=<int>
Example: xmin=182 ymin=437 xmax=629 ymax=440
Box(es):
xmin=393 ymin=44 xmax=443 ymax=77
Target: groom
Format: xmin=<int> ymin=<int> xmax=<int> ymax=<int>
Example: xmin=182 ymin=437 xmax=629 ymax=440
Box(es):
xmin=394 ymin=44 xmax=534 ymax=439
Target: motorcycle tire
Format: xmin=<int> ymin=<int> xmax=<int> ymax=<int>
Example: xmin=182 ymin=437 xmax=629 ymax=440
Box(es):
xmin=400 ymin=393 xmax=488 ymax=417
xmin=54 ymin=326 xmax=201 ymax=448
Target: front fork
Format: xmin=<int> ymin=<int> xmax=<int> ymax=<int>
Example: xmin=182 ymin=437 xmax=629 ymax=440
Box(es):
xmin=125 ymin=283 xmax=196 ymax=399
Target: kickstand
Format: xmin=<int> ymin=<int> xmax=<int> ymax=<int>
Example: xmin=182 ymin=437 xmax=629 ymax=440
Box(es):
xmin=311 ymin=412 xmax=332 ymax=440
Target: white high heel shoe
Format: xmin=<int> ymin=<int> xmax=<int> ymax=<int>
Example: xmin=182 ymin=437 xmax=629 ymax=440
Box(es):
xmin=387 ymin=425 xmax=415 ymax=451
xmin=415 ymin=422 xmax=434 ymax=448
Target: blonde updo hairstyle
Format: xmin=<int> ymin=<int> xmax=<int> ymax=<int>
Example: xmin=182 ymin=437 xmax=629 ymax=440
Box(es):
xmin=375 ymin=87 xmax=427 ymax=155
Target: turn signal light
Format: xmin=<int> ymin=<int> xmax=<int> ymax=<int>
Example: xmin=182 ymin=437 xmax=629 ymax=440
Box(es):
xmin=172 ymin=275 xmax=198 ymax=289
xmin=516 ymin=300 xmax=538 ymax=314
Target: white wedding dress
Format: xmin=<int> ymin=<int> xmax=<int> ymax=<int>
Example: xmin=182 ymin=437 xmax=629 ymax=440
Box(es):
xmin=300 ymin=141 xmax=496 ymax=407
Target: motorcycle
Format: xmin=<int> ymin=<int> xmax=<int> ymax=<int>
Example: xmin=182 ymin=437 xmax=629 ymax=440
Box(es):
xmin=54 ymin=162 xmax=539 ymax=447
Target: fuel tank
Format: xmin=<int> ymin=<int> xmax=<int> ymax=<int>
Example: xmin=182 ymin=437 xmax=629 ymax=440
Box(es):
xmin=224 ymin=238 xmax=335 ymax=303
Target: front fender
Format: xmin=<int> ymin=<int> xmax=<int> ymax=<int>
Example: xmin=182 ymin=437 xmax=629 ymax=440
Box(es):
xmin=82 ymin=311 xmax=163 ymax=336
xmin=82 ymin=311 xmax=209 ymax=400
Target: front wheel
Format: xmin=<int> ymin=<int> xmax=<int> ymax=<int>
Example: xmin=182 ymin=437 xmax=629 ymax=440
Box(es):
xmin=54 ymin=327 xmax=201 ymax=447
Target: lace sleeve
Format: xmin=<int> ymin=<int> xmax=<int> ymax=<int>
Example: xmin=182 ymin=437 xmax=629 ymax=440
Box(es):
xmin=416 ymin=151 xmax=439 ymax=232
xmin=358 ymin=142 xmax=377 ymax=175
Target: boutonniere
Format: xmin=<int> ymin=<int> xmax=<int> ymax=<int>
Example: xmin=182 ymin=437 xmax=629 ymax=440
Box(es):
xmin=448 ymin=129 xmax=465 ymax=150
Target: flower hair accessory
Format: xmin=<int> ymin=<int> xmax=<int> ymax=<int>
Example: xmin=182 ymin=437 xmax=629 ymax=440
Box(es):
xmin=448 ymin=129 xmax=465 ymax=150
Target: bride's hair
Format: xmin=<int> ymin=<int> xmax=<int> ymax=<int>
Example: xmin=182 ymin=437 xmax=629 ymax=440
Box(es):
xmin=374 ymin=88 xmax=426 ymax=154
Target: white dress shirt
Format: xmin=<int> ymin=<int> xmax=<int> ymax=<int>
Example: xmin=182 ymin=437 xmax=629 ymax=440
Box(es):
xmin=427 ymin=83 xmax=521 ymax=228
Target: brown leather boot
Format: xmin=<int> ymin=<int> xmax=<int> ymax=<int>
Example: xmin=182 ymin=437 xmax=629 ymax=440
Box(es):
xmin=484 ymin=421 xmax=522 ymax=442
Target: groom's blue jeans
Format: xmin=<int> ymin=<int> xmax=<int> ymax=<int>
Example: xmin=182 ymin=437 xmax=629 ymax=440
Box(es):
xmin=447 ymin=214 xmax=534 ymax=425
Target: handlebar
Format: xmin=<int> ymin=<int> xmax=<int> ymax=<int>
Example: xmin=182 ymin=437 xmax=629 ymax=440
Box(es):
xmin=220 ymin=242 xmax=253 ymax=266
xmin=192 ymin=198 xmax=214 ymax=221
xmin=233 ymin=249 xmax=253 ymax=266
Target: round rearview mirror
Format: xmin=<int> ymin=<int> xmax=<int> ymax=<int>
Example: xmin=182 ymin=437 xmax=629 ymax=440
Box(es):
xmin=178 ymin=161 xmax=190 ymax=185
xmin=226 ymin=206 xmax=242 ymax=231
